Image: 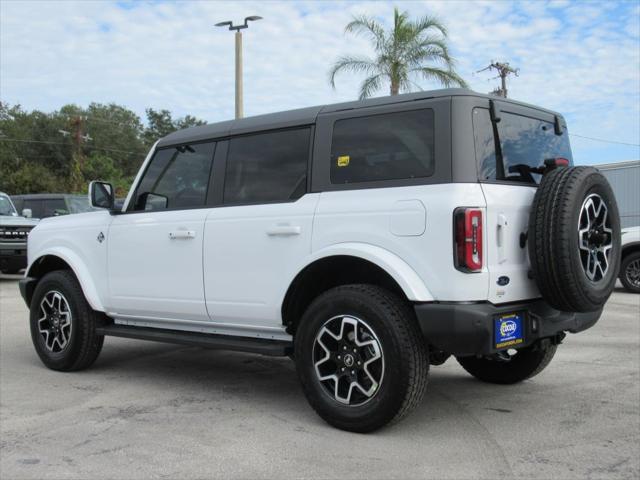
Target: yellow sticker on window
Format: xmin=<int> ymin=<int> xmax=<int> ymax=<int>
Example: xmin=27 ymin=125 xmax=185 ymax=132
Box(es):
xmin=337 ymin=155 xmax=350 ymax=167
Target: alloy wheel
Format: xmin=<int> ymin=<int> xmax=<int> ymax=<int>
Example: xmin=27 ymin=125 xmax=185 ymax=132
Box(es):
xmin=312 ymin=315 xmax=384 ymax=406
xmin=38 ymin=290 xmax=72 ymax=353
xmin=626 ymin=258 xmax=640 ymax=289
xmin=578 ymin=193 xmax=613 ymax=282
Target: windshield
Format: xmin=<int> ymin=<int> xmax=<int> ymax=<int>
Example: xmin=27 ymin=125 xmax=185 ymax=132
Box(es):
xmin=66 ymin=196 xmax=98 ymax=213
xmin=474 ymin=108 xmax=573 ymax=184
xmin=0 ymin=195 xmax=17 ymax=216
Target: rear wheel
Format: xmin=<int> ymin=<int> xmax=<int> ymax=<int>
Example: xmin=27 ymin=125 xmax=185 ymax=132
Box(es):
xmin=30 ymin=270 xmax=104 ymax=371
xmin=620 ymin=251 xmax=640 ymax=293
xmin=294 ymin=284 xmax=428 ymax=432
xmin=457 ymin=342 xmax=557 ymax=384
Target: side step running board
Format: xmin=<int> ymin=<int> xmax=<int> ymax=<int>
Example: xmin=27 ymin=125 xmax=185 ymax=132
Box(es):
xmin=96 ymin=324 xmax=292 ymax=357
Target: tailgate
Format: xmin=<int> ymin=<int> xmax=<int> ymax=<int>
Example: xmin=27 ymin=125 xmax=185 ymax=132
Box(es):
xmin=481 ymin=183 xmax=540 ymax=304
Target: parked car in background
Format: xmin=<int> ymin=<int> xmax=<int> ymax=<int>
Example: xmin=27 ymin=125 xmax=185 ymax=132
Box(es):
xmin=0 ymin=192 xmax=39 ymax=274
xmin=11 ymin=194 xmax=97 ymax=219
xmin=620 ymin=226 xmax=640 ymax=293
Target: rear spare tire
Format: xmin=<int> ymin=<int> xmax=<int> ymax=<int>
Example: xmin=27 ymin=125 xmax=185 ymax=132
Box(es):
xmin=528 ymin=166 xmax=620 ymax=312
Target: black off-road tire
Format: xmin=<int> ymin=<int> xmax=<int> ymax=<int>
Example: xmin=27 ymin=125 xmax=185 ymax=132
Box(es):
xmin=620 ymin=251 xmax=640 ymax=294
xmin=528 ymin=166 xmax=621 ymax=312
xmin=457 ymin=343 xmax=557 ymax=384
xmin=30 ymin=270 xmax=104 ymax=371
xmin=294 ymin=284 xmax=428 ymax=433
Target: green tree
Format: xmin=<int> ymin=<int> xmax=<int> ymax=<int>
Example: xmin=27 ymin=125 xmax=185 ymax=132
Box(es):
xmin=329 ymin=7 xmax=467 ymax=99
xmin=0 ymin=102 xmax=206 ymax=196
xmin=143 ymin=109 xmax=206 ymax=146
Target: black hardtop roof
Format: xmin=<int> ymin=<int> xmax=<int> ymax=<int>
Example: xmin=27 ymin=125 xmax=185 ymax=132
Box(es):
xmin=157 ymin=88 xmax=562 ymax=147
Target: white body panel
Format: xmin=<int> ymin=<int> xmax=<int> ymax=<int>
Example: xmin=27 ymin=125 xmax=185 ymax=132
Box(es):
xmin=480 ymin=183 xmax=540 ymax=304
xmin=312 ymin=184 xmax=489 ymax=302
xmin=26 ymin=211 xmax=112 ymax=311
xmin=203 ymin=194 xmax=319 ymax=334
xmin=27 ymin=183 xmax=505 ymax=336
xmin=107 ymin=209 xmax=210 ymax=321
xmin=621 ymin=226 xmax=640 ymax=248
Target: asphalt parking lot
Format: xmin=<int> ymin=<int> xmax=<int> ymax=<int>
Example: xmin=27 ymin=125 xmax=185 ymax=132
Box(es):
xmin=1 ymin=274 xmax=638 ymax=480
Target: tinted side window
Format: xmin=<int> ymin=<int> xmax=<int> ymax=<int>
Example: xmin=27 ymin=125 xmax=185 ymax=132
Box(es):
xmin=23 ymin=199 xmax=44 ymax=219
xmin=42 ymin=199 xmax=68 ymax=217
xmin=224 ymin=128 xmax=310 ymax=205
xmin=330 ymin=109 xmax=434 ymax=184
xmin=133 ymin=142 xmax=215 ymax=211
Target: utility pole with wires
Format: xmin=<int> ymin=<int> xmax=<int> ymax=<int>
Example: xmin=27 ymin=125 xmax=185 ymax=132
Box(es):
xmin=477 ymin=61 xmax=519 ymax=98
xmin=62 ymin=115 xmax=92 ymax=192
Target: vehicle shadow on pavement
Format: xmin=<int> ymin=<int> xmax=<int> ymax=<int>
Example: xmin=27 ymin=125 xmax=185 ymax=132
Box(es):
xmin=85 ymin=339 xmax=505 ymax=426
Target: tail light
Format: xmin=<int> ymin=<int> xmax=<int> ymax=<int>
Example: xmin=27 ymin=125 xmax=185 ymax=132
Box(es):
xmin=454 ymin=208 xmax=483 ymax=272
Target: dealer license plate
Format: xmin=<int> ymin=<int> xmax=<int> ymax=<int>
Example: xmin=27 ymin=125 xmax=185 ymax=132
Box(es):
xmin=494 ymin=313 xmax=524 ymax=349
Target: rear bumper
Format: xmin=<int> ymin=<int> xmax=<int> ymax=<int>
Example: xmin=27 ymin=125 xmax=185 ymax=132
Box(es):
xmin=414 ymin=299 xmax=602 ymax=357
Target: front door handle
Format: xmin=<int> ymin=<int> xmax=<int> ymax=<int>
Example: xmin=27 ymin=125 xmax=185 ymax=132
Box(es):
xmin=266 ymin=225 xmax=301 ymax=236
xmin=169 ymin=230 xmax=196 ymax=240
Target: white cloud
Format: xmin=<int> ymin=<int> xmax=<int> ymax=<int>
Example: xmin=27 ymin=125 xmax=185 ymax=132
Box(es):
xmin=0 ymin=0 xmax=638 ymax=163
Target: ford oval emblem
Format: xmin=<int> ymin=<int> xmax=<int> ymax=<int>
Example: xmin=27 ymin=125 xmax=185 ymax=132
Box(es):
xmin=497 ymin=276 xmax=510 ymax=286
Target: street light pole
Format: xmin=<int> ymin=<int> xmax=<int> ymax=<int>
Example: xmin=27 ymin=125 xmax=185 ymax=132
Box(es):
xmin=235 ymin=31 xmax=243 ymax=119
xmin=215 ymin=16 xmax=263 ymax=119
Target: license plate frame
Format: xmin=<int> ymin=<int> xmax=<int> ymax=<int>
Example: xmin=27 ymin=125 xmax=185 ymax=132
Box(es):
xmin=494 ymin=312 xmax=525 ymax=349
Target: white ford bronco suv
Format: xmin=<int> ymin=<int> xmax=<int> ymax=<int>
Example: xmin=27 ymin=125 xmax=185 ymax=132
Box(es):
xmin=19 ymin=89 xmax=621 ymax=432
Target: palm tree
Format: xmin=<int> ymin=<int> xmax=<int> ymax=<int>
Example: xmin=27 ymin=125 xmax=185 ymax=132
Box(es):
xmin=329 ymin=7 xmax=468 ymax=99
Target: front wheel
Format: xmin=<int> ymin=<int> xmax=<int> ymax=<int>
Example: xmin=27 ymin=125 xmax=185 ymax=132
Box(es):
xmin=30 ymin=270 xmax=104 ymax=371
xmin=620 ymin=251 xmax=640 ymax=293
xmin=294 ymin=284 xmax=428 ymax=433
xmin=456 ymin=342 xmax=557 ymax=385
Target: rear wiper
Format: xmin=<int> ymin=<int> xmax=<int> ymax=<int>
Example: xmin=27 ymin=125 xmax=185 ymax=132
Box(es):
xmin=508 ymin=158 xmax=571 ymax=182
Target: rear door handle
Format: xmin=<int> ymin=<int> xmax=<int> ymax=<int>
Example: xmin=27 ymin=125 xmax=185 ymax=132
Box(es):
xmin=169 ymin=230 xmax=196 ymax=240
xmin=266 ymin=225 xmax=301 ymax=236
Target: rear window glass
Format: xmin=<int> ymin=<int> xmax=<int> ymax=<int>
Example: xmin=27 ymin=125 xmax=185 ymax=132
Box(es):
xmin=330 ymin=109 xmax=435 ymax=184
xmin=473 ymin=108 xmax=573 ymax=184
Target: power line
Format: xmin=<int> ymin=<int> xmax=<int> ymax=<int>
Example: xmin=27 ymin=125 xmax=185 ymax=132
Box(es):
xmin=477 ymin=61 xmax=519 ymax=98
xmin=0 ymin=138 xmax=137 ymax=154
xmin=568 ymin=133 xmax=640 ymax=147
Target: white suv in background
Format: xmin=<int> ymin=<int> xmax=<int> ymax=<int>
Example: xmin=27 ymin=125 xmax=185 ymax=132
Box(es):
xmin=620 ymin=226 xmax=640 ymax=293
xmin=0 ymin=192 xmax=38 ymax=274
xmin=19 ymin=89 xmax=621 ymax=432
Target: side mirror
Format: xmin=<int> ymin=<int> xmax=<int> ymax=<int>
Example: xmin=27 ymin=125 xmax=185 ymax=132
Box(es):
xmin=22 ymin=208 xmax=32 ymax=218
xmin=136 ymin=192 xmax=168 ymax=211
xmin=89 ymin=181 xmax=114 ymax=210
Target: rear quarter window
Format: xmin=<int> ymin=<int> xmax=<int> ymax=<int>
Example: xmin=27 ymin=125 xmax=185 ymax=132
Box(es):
xmin=330 ymin=109 xmax=435 ymax=184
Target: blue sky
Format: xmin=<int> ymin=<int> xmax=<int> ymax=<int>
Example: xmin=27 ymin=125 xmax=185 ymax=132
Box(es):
xmin=1 ymin=0 xmax=639 ymax=165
